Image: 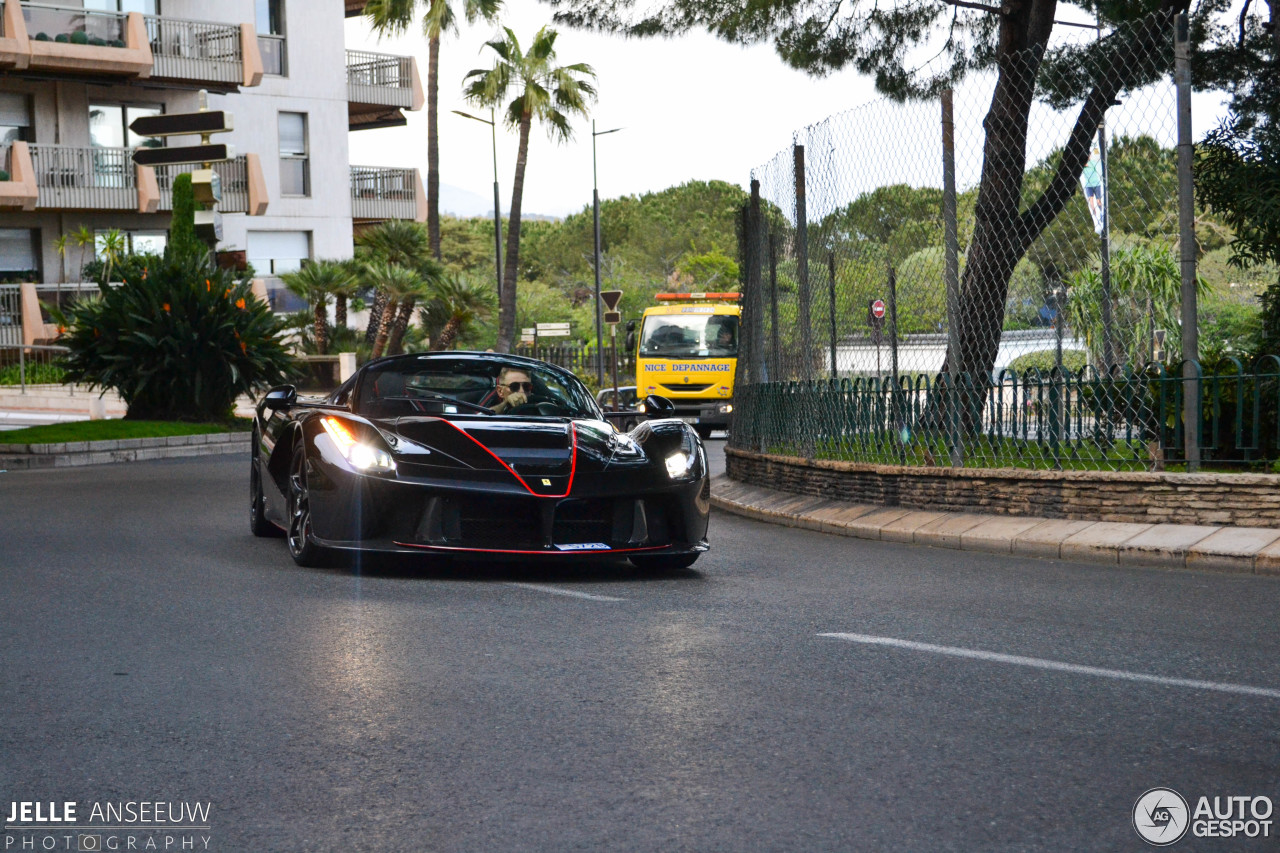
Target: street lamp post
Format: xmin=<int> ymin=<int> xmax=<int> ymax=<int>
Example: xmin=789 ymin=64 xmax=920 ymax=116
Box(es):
xmin=592 ymin=120 xmax=622 ymax=389
xmin=452 ymin=109 xmax=503 ymax=304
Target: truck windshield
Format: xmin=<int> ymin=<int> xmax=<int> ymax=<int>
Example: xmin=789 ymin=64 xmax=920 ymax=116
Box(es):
xmin=640 ymin=315 xmax=738 ymax=358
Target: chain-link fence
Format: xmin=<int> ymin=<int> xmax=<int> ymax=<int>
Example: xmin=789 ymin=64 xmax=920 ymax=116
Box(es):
xmin=733 ymin=11 xmax=1280 ymax=471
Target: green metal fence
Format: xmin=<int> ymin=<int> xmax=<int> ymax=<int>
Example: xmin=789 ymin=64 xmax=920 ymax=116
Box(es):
xmin=730 ymin=358 xmax=1280 ymax=472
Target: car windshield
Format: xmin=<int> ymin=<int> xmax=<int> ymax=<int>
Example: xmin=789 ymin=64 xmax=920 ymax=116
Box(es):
xmin=640 ymin=314 xmax=738 ymax=358
xmin=355 ymin=358 xmax=599 ymax=420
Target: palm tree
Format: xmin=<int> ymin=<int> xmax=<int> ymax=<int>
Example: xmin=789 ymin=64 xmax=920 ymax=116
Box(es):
xmin=363 ymin=261 xmax=425 ymax=359
xmin=364 ymin=0 xmax=502 ymax=259
xmin=355 ymin=219 xmax=432 ymax=346
xmin=464 ymin=26 xmax=596 ymax=352
xmin=388 ymin=257 xmax=445 ymax=354
xmin=425 ymin=274 xmax=496 ymax=350
xmin=333 ymin=258 xmax=365 ymax=331
xmin=281 ymin=260 xmax=355 ymax=355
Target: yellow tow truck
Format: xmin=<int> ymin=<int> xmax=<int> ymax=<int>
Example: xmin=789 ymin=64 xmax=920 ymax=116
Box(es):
xmin=628 ymin=292 xmax=739 ymax=440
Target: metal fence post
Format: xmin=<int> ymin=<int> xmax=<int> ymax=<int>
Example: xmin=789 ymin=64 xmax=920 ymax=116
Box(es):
xmin=769 ymin=232 xmax=781 ymax=381
xmin=18 ymin=344 xmax=25 ymax=393
xmin=748 ymin=179 xmax=768 ymax=384
xmin=942 ymin=88 xmax=964 ymax=467
xmin=827 ymin=251 xmax=838 ymax=380
xmin=1176 ymin=11 xmax=1200 ymax=471
xmin=793 ymin=144 xmax=813 ymax=384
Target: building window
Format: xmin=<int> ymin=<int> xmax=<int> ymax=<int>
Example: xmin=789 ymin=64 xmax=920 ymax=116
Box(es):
xmin=248 ymin=230 xmax=310 ymax=311
xmin=278 ymin=112 xmax=308 ymax=197
xmin=96 ymin=230 xmax=167 ymax=258
xmin=0 ymin=93 xmax=32 ymax=146
xmin=89 ymin=103 xmax=161 ymax=149
xmin=256 ymin=0 xmax=286 ymax=76
xmin=0 ymin=228 xmax=39 ymax=283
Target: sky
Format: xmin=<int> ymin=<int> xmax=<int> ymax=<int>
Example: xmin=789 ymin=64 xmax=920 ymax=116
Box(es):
xmin=344 ymin=3 xmax=1231 ymax=221
xmin=344 ymin=4 xmax=881 ymax=219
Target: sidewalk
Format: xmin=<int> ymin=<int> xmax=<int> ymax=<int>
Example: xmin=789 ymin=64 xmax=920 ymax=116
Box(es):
xmin=711 ymin=475 xmax=1280 ymax=576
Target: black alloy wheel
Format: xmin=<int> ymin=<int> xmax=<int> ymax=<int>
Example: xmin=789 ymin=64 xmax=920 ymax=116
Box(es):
xmin=286 ymin=441 xmax=323 ymax=567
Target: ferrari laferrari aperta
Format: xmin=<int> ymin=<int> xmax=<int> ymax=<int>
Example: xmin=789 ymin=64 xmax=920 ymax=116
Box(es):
xmin=250 ymin=352 xmax=710 ymax=569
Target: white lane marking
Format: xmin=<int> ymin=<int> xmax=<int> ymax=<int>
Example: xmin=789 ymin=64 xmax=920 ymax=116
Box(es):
xmin=508 ymin=582 xmax=626 ymax=602
xmin=819 ymin=632 xmax=1280 ymax=700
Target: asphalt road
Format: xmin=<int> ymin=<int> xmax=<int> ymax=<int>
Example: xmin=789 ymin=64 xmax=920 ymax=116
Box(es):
xmin=4 ymin=441 xmax=1280 ymax=851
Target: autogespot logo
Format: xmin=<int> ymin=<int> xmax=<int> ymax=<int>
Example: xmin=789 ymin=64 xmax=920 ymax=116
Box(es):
xmin=1134 ymin=788 xmax=1190 ymax=846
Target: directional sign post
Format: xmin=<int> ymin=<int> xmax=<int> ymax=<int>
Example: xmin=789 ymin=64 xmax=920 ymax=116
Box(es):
xmin=600 ymin=291 xmax=624 ymax=406
xmin=130 ymin=91 xmax=235 ymax=251
xmin=868 ymin=298 xmax=886 ymax=380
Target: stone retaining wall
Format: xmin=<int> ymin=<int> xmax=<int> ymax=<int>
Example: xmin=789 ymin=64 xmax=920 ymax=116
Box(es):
xmin=725 ymin=448 xmax=1280 ymax=528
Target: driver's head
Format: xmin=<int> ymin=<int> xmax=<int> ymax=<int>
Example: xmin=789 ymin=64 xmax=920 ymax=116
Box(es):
xmin=716 ymin=325 xmax=733 ymax=345
xmin=496 ymin=366 xmax=533 ymax=400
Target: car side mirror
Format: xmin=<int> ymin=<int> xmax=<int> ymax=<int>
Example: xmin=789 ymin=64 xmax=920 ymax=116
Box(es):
xmin=262 ymin=385 xmax=297 ymax=410
xmin=643 ymin=394 xmax=675 ymax=418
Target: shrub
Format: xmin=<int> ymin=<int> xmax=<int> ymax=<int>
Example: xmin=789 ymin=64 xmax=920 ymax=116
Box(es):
xmin=0 ymin=361 xmax=66 ymax=386
xmin=0 ymin=170 xmax=10 ymax=182
xmin=1007 ymin=348 xmax=1089 ymax=376
xmin=108 ymin=38 xmax=125 ymax=48
xmin=88 ymin=36 xmax=106 ymax=46
xmin=34 ymin=32 xmax=50 ymax=41
xmin=167 ymin=173 xmax=202 ymax=260
xmin=54 ymin=33 xmax=70 ymax=43
xmin=58 ymin=252 xmax=294 ymax=421
xmin=69 ymin=31 xmax=88 ymax=45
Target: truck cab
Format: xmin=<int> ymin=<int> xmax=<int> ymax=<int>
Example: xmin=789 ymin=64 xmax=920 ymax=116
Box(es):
xmin=633 ymin=292 xmax=739 ymax=439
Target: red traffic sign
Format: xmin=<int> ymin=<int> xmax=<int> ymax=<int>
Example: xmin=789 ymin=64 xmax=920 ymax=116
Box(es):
xmin=870 ymin=299 xmax=886 ymax=319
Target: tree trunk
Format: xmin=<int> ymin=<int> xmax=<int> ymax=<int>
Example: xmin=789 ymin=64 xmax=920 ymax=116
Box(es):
xmin=934 ymin=1 xmax=1177 ymax=431
xmin=370 ymin=297 xmax=399 ymax=359
xmin=428 ymin=34 xmax=441 ymax=261
xmin=497 ymin=115 xmax=532 ymax=353
xmin=365 ymin=288 xmax=386 ymax=346
xmin=335 ymin=295 xmax=347 ymax=331
xmin=433 ymin=317 xmax=461 ymax=351
xmin=387 ymin=295 xmax=416 ymax=355
xmin=313 ymin=299 xmax=328 ymax=355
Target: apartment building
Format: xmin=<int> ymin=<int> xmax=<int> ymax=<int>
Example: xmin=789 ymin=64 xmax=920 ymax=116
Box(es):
xmin=0 ymin=0 xmax=424 ymax=343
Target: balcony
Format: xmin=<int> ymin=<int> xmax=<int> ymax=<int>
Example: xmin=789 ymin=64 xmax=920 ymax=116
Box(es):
xmin=0 ymin=142 xmax=38 ymax=211
xmin=29 ymin=144 xmax=267 ymax=214
xmin=345 ymin=1 xmax=368 ymax=17
xmin=350 ymin=166 xmax=425 ymax=223
xmin=347 ymin=49 xmax=423 ymax=131
xmin=0 ymin=0 xmax=261 ymax=90
xmin=145 ymin=14 xmax=263 ymax=89
xmin=155 ymin=155 xmax=268 ymax=215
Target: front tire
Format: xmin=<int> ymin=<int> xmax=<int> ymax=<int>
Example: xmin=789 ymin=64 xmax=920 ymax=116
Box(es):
xmin=630 ymin=553 xmax=699 ymax=571
xmin=286 ymin=441 xmax=325 ymax=567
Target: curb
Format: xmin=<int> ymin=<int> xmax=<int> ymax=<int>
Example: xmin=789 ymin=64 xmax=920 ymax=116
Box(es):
xmin=710 ymin=475 xmax=1280 ymax=576
xmin=0 ymin=433 xmax=250 ymax=470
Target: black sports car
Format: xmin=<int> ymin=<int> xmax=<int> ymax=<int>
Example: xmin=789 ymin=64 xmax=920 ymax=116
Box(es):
xmin=250 ymin=352 xmax=710 ymax=569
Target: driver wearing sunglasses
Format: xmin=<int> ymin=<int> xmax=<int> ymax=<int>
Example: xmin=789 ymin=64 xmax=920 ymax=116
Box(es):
xmin=490 ymin=366 xmax=535 ymax=414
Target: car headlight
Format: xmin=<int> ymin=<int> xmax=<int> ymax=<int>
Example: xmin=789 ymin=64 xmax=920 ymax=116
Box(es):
xmin=718 ymin=403 xmax=733 ymax=414
xmin=321 ymin=417 xmax=396 ymax=473
xmin=665 ymin=451 xmax=694 ymax=479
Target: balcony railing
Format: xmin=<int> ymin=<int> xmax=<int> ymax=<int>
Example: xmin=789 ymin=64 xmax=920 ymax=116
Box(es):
xmin=30 ymin=144 xmax=137 ymax=210
xmin=258 ymin=33 xmax=284 ymax=75
xmin=347 ymin=50 xmax=415 ymax=108
xmin=351 ymin=166 xmax=420 ymax=221
xmin=155 ymin=157 xmax=252 ymax=214
xmin=144 ymin=14 xmax=242 ymax=84
xmin=22 ymin=3 xmax=126 ymax=46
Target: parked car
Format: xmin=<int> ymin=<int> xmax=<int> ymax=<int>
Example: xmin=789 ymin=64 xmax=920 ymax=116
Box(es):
xmin=250 ymin=352 xmax=710 ymax=570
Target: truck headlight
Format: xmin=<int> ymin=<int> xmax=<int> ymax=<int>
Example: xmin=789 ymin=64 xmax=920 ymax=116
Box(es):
xmin=321 ymin=417 xmax=396 ymax=473
xmin=717 ymin=403 xmax=733 ymax=414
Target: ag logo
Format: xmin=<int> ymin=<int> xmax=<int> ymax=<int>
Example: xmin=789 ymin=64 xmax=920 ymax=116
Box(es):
xmin=1133 ymin=788 xmax=1190 ymax=845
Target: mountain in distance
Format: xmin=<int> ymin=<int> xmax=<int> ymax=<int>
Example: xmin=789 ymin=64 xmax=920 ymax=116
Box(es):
xmin=440 ymin=183 xmax=561 ymax=222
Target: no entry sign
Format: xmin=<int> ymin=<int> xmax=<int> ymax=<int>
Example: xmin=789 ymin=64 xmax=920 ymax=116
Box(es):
xmin=870 ymin=299 xmax=886 ymax=319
